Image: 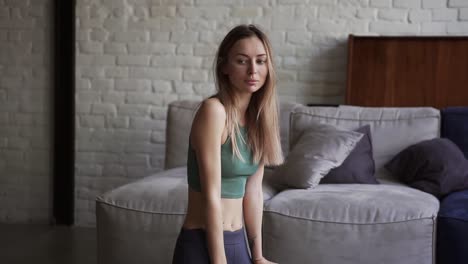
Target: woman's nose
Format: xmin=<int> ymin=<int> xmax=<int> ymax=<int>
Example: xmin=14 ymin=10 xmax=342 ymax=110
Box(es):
xmin=248 ymin=61 xmax=257 ymax=74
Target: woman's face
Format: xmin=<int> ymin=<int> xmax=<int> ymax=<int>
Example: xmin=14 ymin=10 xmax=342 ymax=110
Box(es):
xmin=223 ymin=36 xmax=269 ymax=95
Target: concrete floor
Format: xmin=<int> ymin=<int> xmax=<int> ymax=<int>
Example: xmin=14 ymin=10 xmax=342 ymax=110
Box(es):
xmin=0 ymin=224 xmax=96 ymax=264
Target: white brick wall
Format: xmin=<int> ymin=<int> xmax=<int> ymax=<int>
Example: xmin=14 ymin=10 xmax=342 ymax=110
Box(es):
xmin=75 ymin=0 xmax=468 ymax=226
xmin=0 ymin=0 xmax=52 ymax=223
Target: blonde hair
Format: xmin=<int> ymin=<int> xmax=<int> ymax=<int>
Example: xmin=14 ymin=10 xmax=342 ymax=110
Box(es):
xmin=213 ymin=24 xmax=283 ymax=166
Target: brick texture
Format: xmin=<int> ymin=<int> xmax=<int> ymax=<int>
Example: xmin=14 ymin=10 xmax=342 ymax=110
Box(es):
xmin=71 ymin=0 xmax=468 ymax=226
xmin=0 ymin=0 xmax=52 ymax=223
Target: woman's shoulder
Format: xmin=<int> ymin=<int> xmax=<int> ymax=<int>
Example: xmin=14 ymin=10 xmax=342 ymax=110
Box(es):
xmin=193 ymin=97 xmax=226 ymax=128
xmin=197 ymin=97 xmax=226 ymax=121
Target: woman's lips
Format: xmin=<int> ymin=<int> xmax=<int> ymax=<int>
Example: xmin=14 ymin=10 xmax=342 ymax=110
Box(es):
xmin=246 ymin=80 xmax=258 ymax=85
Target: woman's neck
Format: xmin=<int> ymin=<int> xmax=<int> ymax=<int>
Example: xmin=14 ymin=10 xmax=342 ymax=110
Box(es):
xmin=235 ymin=93 xmax=251 ymax=118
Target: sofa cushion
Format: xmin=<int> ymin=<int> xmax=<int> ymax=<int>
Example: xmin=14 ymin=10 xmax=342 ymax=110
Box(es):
xmin=263 ymin=184 xmax=438 ymax=264
xmin=97 ymin=167 xmax=189 ymax=214
xmin=96 ymin=167 xmax=280 ymax=264
xmin=322 ymin=125 xmax=378 ymax=184
xmin=441 ymin=107 xmax=468 ymax=159
xmin=289 ymin=105 xmax=440 ymax=181
xmin=436 ymin=189 xmax=468 ymax=264
xmin=96 ymin=167 xmax=189 ymax=264
xmin=264 ymin=184 xmax=439 ymax=224
xmin=165 ymin=101 xmax=199 ymax=169
xmin=97 ymin=167 xmax=280 ymax=213
xmin=438 ymin=189 xmax=468 ymax=221
xmin=278 ymin=101 xmax=302 ymax=156
xmin=385 ymin=138 xmax=468 ymax=199
xmin=271 ymin=123 xmax=363 ymax=189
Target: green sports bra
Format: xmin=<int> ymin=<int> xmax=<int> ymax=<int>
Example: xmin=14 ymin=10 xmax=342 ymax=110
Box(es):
xmin=187 ymin=127 xmax=259 ymax=199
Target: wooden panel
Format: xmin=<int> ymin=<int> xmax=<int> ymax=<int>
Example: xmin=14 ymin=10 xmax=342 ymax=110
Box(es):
xmin=346 ymin=36 xmax=468 ymax=108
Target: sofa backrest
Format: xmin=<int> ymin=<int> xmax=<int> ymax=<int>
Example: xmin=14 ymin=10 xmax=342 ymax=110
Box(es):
xmin=165 ymin=100 xmax=199 ymax=169
xmin=164 ymin=100 xmax=301 ymax=169
xmin=290 ymin=105 xmax=441 ymax=180
xmin=166 ymin=101 xmax=441 ymax=181
xmin=441 ymin=107 xmax=468 ymax=159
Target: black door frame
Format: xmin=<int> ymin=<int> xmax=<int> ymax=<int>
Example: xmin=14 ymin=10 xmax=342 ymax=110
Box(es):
xmin=53 ymin=0 xmax=75 ymax=225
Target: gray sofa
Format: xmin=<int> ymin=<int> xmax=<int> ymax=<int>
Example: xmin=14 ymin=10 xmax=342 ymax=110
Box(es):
xmin=96 ymin=100 xmax=441 ymax=264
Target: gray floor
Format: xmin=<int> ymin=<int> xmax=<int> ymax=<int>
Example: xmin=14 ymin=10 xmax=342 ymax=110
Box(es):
xmin=0 ymin=224 xmax=96 ymax=264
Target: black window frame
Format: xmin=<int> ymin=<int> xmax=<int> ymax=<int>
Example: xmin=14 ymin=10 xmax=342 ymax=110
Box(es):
xmin=53 ymin=0 xmax=75 ymax=225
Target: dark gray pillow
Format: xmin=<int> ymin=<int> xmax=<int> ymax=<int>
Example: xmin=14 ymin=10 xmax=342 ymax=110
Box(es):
xmin=385 ymin=138 xmax=468 ymax=199
xmin=321 ymin=125 xmax=378 ymax=184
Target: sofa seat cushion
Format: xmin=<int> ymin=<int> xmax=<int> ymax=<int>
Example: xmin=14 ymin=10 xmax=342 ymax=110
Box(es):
xmin=97 ymin=167 xmax=189 ymax=214
xmin=98 ymin=167 xmax=280 ymax=214
xmin=264 ymin=184 xmax=439 ymax=224
xmin=436 ymin=189 xmax=468 ymax=264
xmin=96 ymin=167 xmax=279 ymax=264
xmin=96 ymin=167 xmax=188 ymax=264
xmin=438 ymin=189 xmax=468 ymax=221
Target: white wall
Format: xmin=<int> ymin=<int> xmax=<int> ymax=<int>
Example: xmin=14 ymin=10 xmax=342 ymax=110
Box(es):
xmin=75 ymin=0 xmax=468 ymax=226
xmin=0 ymin=0 xmax=53 ymax=223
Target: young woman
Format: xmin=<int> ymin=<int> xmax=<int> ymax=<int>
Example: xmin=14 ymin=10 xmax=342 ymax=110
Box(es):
xmin=172 ymin=24 xmax=283 ymax=264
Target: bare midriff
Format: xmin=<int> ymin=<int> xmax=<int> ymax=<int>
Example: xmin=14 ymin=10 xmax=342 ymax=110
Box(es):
xmin=182 ymin=188 xmax=244 ymax=232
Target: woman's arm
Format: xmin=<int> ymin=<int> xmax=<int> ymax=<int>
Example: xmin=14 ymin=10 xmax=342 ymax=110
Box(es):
xmin=243 ymin=164 xmax=271 ymax=263
xmin=191 ymin=99 xmax=227 ymax=264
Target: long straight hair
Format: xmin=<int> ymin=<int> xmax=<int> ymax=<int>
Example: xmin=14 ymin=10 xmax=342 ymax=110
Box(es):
xmin=213 ymin=24 xmax=283 ymax=166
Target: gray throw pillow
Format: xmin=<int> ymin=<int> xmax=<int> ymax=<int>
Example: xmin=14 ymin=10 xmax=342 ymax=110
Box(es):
xmin=271 ymin=123 xmax=363 ymax=189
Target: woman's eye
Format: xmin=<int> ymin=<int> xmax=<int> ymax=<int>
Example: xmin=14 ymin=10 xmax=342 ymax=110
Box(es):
xmin=236 ymin=59 xmax=266 ymax=65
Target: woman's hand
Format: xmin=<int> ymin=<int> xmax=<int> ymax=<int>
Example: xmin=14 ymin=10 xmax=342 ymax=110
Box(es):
xmin=253 ymin=256 xmax=278 ymax=264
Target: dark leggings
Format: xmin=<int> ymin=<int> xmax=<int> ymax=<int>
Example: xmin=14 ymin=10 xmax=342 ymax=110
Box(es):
xmin=172 ymin=228 xmax=252 ymax=264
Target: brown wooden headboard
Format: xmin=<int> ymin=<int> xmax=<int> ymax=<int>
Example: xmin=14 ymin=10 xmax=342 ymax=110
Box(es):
xmin=346 ymin=35 xmax=468 ymax=108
